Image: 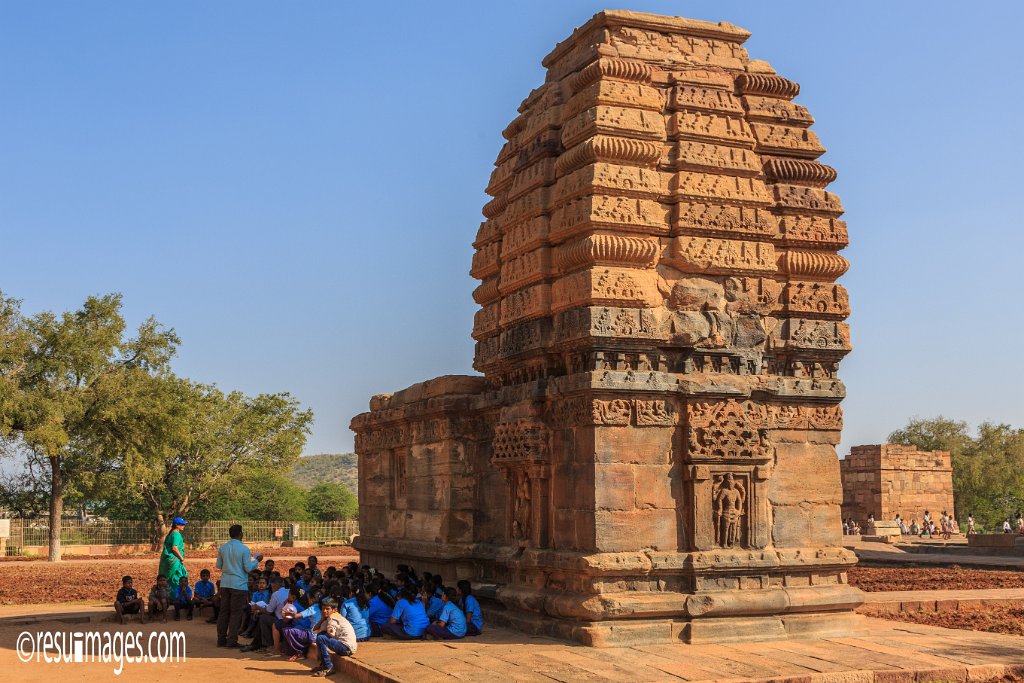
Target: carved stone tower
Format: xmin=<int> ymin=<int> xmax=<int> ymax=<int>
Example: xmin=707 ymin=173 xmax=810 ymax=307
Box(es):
xmin=351 ymin=10 xmax=862 ymax=646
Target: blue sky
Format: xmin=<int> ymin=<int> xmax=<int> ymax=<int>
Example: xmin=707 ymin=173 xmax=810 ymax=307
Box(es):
xmin=2 ymin=1 xmax=1022 ymax=456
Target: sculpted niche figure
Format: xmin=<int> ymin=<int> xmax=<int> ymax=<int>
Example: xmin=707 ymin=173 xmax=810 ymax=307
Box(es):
xmin=512 ymin=471 xmax=531 ymax=542
xmin=714 ymin=473 xmax=746 ymax=548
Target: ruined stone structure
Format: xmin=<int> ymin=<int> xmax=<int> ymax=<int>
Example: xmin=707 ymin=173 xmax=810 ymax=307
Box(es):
xmin=351 ymin=10 xmax=862 ymax=645
xmin=841 ymin=444 xmax=955 ymax=527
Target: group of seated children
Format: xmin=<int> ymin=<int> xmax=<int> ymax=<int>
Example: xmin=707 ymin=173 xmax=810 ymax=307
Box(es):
xmin=113 ymin=557 xmax=483 ymax=677
xmin=114 ymin=569 xmax=218 ymax=624
xmin=237 ymin=560 xmax=484 ymax=677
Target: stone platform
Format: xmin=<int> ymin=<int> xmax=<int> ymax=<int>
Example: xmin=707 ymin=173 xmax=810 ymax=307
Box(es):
xmin=850 ymin=541 xmax=1024 ymax=570
xmin=334 ymin=620 xmax=1024 ymax=683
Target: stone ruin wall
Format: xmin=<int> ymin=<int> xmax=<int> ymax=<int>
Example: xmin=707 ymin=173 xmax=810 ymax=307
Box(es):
xmin=351 ymin=10 xmax=861 ymax=646
xmin=841 ymin=444 xmax=955 ymax=527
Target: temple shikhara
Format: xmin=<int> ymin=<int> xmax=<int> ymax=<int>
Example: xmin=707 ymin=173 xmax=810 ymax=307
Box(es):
xmin=351 ymin=10 xmax=860 ymax=645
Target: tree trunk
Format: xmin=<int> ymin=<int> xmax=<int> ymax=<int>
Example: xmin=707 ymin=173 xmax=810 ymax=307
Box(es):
xmin=150 ymin=510 xmax=168 ymax=550
xmin=48 ymin=456 xmax=63 ymax=562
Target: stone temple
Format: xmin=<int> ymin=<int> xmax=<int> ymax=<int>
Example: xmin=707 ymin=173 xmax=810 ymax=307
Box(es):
xmin=841 ymin=444 xmax=955 ymax=528
xmin=351 ymin=10 xmax=861 ymax=646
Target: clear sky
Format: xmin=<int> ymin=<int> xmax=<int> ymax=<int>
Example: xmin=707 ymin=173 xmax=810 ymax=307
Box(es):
xmin=2 ymin=1 xmax=1022 ymax=456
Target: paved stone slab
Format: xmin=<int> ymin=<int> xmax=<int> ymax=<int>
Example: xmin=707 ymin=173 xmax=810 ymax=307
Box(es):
xmin=336 ymin=622 xmax=1024 ymax=683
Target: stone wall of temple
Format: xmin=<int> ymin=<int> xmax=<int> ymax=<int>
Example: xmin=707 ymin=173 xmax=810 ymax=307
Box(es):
xmin=351 ymin=10 xmax=862 ymax=646
xmin=841 ymin=444 xmax=955 ymax=526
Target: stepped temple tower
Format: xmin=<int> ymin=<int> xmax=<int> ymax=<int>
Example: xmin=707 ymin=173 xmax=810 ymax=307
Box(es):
xmin=351 ymin=10 xmax=861 ymax=645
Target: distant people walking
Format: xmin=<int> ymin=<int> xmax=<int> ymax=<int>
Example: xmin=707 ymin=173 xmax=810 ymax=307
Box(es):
xmin=1017 ymin=513 xmax=1024 ymax=534
xmin=216 ymin=524 xmax=263 ymax=648
xmin=967 ymin=514 xmax=976 ymax=535
xmin=1003 ymin=519 xmax=1013 ymax=533
xmin=158 ymin=517 xmax=189 ymax=587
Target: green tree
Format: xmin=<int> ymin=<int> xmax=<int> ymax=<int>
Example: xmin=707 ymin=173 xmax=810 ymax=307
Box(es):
xmin=306 ymin=482 xmax=358 ymax=521
xmin=206 ymin=470 xmax=311 ymax=521
xmin=1 ymin=293 xmax=177 ymax=560
xmin=0 ymin=292 xmax=32 ymax=437
xmin=110 ymin=374 xmax=313 ymax=543
xmin=889 ymin=416 xmax=1024 ymax=530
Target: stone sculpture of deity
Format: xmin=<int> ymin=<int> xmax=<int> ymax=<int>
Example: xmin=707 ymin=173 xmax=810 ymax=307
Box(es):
xmin=713 ymin=473 xmax=747 ymax=548
xmin=512 ymin=471 xmax=532 ymax=542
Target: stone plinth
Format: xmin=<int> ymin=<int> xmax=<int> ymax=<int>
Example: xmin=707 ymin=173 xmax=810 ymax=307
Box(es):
xmin=864 ymin=520 xmax=901 ymax=543
xmin=351 ymin=9 xmax=861 ymax=646
xmin=840 ymin=444 xmax=954 ymax=527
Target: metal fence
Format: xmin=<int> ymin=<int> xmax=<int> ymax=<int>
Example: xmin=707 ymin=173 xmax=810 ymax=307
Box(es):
xmin=3 ymin=518 xmax=359 ymax=555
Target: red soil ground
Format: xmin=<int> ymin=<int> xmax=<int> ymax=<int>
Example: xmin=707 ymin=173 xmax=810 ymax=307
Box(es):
xmin=849 ymin=565 xmax=1024 ymax=592
xmin=0 ymin=544 xmax=354 ymax=562
xmin=880 ymin=604 xmax=1024 ymax=637
xmin=0 ymin=548 xmax=357 ymax=605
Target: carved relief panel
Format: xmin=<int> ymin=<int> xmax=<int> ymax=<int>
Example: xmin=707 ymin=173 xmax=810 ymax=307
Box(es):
xmin=491 ymin=418 xmax=551 ymax=549
xmin=683 ymin=400 xmax=773 ymax=551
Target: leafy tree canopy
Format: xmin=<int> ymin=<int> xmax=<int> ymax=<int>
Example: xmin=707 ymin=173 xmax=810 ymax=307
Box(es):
xmin=306 ymin=482 xmax=357 ymax=521
xmin=0 ymin=291 xmax=177 ymax=559
xmin=889 ymin=416 xmax=1024 ymax=531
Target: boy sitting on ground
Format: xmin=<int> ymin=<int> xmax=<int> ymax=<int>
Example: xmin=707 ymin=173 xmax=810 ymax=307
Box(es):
xmin=193 ymin=568 xmax=218 ymax=622
xmin=149 ymin=575 xmax=171 ymax=623
xmin=312 ymin=598 xmax=357 ymax=678
xmin=114 ymin=575 xmax=146 ymax=625
xmin=173 ymin=576 xmax=194 ymax=621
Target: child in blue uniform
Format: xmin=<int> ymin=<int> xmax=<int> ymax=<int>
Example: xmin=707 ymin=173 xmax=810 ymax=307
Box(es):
xmin=193 ymin=568 xmax=218 ymax=622
xmin=384 ymin=587 xmax=429 ymax=639
xmin=457 ymin=580 xmax=483 ymax=636
xmin=172 ymin=576 xmax=194 ymax=620
xmin=425 ymin=587 xmax=466 ymax=640
xmin=367 ymin=583 xmax=394 ymax=637
xmin=421 ymin=585 xmax=444 ymax=620
xmin=340 ymin=584 xmax=370 ymax=641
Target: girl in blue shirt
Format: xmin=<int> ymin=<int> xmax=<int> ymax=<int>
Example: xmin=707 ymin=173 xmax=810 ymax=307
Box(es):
xmin=359 ymin=586 xmax=372 ymax=625
xmin=457 ymin=580 xmax=483 ymax=636
xmin=421 ymin=585 xmax=444 ymax=620
xmin=425 ymin=587 xmax=467 ymax=640
xmin=384 ymin=587 xmax=429 ymax=639
xmin=340 ymin=584 xmax=370 ymax=641
xmin=367 ymin=583 xmax=395 ymax=637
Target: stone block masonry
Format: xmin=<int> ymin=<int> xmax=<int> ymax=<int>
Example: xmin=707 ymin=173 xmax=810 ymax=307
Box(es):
xmin=351 ymin=10 xmax=862 ymax=646
xmin=841 ymin=444 xmax=954 ymax=527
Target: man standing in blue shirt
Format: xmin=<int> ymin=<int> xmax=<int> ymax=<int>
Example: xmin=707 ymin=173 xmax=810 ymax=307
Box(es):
xmin=216 ymin=524 xmax=263 ymax=648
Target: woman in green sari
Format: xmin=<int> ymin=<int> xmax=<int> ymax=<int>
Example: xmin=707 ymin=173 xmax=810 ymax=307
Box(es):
xmin=158 ymin=517 xmax=189 ymax=586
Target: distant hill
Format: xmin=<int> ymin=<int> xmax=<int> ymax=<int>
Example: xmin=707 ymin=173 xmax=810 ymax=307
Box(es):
xmin=291 ymin=453 xmax=357 ymax=492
